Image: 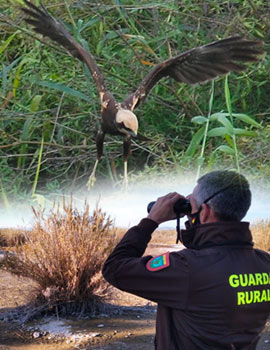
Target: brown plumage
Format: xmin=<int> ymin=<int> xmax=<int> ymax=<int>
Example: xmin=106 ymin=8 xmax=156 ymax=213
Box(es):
xmin=21 ymin=1 xmax=264 ymax=188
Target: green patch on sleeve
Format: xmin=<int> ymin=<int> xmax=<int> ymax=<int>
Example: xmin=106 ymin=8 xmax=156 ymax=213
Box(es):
xmin=146 ymin=252 xmax=170 ymax=272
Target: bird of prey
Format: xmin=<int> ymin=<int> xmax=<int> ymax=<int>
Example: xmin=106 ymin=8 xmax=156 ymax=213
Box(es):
xmin=21 ymin=1 xmax=264 ymax=189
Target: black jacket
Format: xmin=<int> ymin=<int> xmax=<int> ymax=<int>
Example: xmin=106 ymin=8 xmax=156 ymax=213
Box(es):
xmin=102 ymin=219 xmax=270 ymax=349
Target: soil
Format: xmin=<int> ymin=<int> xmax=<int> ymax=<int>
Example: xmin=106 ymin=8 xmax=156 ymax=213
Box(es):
xmin=0 ymin=243 xmax=269 ymax=350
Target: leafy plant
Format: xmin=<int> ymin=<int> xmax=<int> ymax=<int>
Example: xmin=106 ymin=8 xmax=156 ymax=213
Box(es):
xmin=0 ymin=0 xmax=269 ymax=201
xmin=186 ymin=77 xmax=263 ymax=178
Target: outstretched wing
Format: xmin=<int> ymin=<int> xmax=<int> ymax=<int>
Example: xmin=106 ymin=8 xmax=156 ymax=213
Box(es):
xmin=21 ymin=1 xmax=112 ymax=105
xmin=123 ymin=36 xmax=264 ymax=111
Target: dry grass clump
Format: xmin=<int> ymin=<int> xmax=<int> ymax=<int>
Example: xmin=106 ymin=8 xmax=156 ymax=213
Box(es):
xmin=1 ymin=199 xmax=117 ymax=316
xmin=251 ymin=219 xmax=270 ymax=252
xmin=0 ymin=228 xmax=25 ymax=247
xmin=150 ymin=229 xmax=177 ymax=245
xmin=115 ymin=227 xmax=176 ymax=245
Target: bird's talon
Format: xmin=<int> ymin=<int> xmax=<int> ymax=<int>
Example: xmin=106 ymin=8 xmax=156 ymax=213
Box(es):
xmin=123 ymin=182 xmax=128 ymax=191
xmin=87 ymin=174 xmax=96 ymax=190
xmin=123 ymin=177 xmax=129 ymax=191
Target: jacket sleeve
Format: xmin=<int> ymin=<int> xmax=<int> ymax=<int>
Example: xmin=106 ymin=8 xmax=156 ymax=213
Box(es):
xmin=102 ymin=218 xmax=189 ymax=309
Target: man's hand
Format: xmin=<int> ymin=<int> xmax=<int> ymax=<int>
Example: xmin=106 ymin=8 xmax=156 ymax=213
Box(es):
xmin=147 ymin=192 xmax=186 ymax=225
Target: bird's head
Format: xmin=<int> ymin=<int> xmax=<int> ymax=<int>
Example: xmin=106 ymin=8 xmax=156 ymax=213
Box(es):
xmin=115 ymin=109 xmax=138 ymax=137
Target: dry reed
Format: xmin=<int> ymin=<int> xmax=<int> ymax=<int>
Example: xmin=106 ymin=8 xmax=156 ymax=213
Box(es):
xmin=1 ymin=198 xmax=117 ymax=315
xmin=251 ymin=219 xmax=270 ymax=252
xmin=0 ymin=228 xmax=25 ymax=247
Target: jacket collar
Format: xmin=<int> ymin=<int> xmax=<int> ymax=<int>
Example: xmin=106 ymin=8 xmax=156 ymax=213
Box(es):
xmin=180 ymin=221 xmax=253 ymax=250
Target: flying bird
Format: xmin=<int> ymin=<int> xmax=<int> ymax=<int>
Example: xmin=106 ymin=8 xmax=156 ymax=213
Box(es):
xmin=21 ymin=1 xmax=264 ymax=189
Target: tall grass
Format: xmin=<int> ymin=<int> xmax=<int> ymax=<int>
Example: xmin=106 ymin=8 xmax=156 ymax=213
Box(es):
xmin=1 ymin=199 xmax=117 ymax=315
xmin=186 ymin=77 xmax=263 ymax=179
xmin=0 ymin=0 xmax=269 ymax=201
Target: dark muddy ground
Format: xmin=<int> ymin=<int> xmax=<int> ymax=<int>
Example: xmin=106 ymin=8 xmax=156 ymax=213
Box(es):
xmin=0 ymin=243 xmax=269 ymax=350
xmin=0 ymin=268 xmax=156 ymax=350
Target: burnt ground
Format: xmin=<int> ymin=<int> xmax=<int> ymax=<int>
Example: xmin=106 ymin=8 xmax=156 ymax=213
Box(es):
xmin=0 ymin=243 xmax=269 ymax=350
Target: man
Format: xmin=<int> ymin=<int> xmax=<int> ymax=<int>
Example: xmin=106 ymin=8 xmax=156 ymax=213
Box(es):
xmin=102 ymin=170 xmax=270 ymax=349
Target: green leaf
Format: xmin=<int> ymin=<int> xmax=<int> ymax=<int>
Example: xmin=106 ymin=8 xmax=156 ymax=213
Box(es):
xmin=208 ymin=80 xmax=215 ymax=114
xmin=103 ymin=31 xmax=121 ymax=41
xmin=215 ymin=114 xmax=234 ymax=134
xmin=207 ymin=124 xmax=253 ymax=138
xmin=233 ymin=128 xmax=257 ymax=137
xmin=0 ymin=57 xmax=22 ymax=79
xmin=13 ymin=58 xmax=34 ymax=97
xmin=33 ymin=80 xmax=90 ymax=101
xmin=191 ymin=116 xmax=208 ymax=125
xmin=18 ymin=114 xmax=35 ymax=169
xmin=11 ymin=0 xmax=24 ymax=4
xmin=75 ymin=19 xmax=84 ymax=38
xmin=96 ymin=40 xmax=104 ymax=56
xmin=224 ymin=134 xmax=234 ymax=147
xmin=1 ymin=64 xmax=8 ymax=95
xmin=210 ymin=112 xmax=227 ymax=120
xmin=0 ymin=31 xmax=19 ymax=55
xmin=225 ymin=75 xmax=232 ymax=116
xmin=21 ymin=117 xmax=34 ymax=141
xmin=185 ymin=125 xmax=206 ymax=157
xmin=206 ymin=151 xmax=217 ymax=172
xmin=30 ymin=95 xmax=42 ymax=113
xmin=210 ymin=112 xmax=262 ymax=129
xmin=32 ymin=134 xmax=44 ymax=196
xmin=208 ymin=127 xmax=229 ymax=137
xmin=81 ymin=17 xmax=101 ymax=32
xmin=215 ymin=145 xmax=235 ymax=155
xmin=232 ymin=113 xmax=263 ymax=128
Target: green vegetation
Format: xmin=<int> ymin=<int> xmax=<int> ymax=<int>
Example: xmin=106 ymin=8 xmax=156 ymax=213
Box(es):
xmin=1 ymin=199 xmax=117 ymax=317
xmin=0 ymin=0 xmax=269 ymax=204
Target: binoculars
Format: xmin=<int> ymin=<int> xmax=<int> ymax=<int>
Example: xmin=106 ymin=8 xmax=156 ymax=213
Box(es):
xmin=147 ymin=198 xmax=191 ymax=216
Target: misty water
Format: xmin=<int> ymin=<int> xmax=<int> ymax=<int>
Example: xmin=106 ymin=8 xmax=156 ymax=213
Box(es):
xmin=1 ymin=174 xmax=269 ymax=230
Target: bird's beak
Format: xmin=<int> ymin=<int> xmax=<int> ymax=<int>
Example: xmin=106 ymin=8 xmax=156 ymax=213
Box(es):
xmin=130 ymin=130 xmax=137 ymax=138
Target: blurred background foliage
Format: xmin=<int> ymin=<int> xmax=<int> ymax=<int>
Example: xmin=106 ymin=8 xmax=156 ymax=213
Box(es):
xmin=0 ymin=0 xmax=269 ymax=205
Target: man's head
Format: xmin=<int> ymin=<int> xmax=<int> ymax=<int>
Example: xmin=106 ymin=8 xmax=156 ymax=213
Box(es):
xmin=189 ymin=170 xmax=251 ymax=224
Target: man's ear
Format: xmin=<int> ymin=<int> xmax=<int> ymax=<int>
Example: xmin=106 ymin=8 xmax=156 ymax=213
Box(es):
xmin=200 ymin=203 xmax=217 ymax=223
